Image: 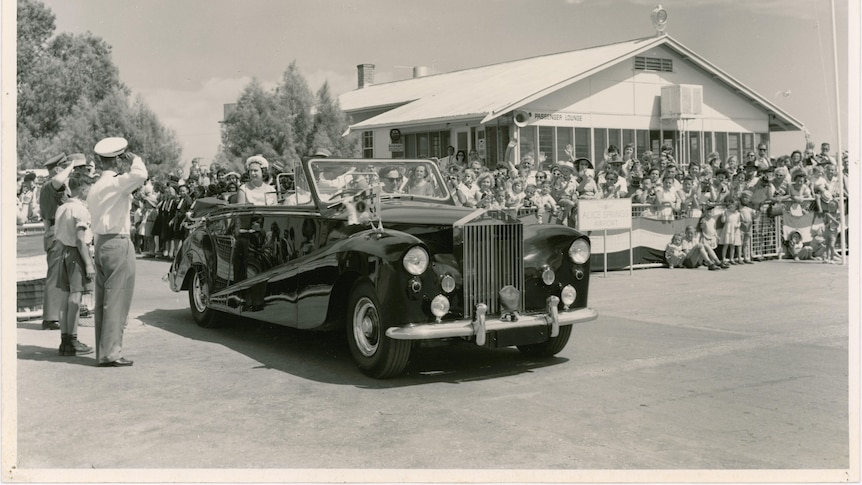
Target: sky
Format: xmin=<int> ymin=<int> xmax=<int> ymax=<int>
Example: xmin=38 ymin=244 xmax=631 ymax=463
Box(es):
xmin=27 ymin=0 xmax=859 ymax=167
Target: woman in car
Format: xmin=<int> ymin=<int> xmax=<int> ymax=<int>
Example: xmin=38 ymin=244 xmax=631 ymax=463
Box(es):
xmin=406 ymin=164 xmax=436 ymax=196
xmin=237 ymin=155 xmax=275 ymax=205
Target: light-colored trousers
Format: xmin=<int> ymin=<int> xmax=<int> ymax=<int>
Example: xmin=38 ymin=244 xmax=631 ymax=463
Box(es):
xmin=94 ymin=235 xmax=136 ymax=363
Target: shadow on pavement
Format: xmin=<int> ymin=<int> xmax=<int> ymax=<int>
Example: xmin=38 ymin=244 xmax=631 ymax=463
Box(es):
xmin=138 ymin=308 xmax=568 ymax=388
xmin=17 ymin=344 xmax=100 ymax=367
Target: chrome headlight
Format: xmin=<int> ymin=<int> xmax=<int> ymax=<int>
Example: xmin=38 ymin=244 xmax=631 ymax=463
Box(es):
xmin=403 ymin=246 xmax=429 ymax=275
xmin=430 ymin=294 xmax=450 ymax=319
xmin=440 ymin=274 xmax=456 ymax=293
xmin=568 ymin=238 xmax=590 ymax=264
xmin=561 ymin=284 xmax=577 ymax=307
xmin=541 ymin=266 xmax=555 ymax=285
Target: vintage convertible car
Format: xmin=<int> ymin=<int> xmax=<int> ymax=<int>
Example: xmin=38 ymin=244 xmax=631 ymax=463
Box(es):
xmin=168 ymin=158 xmax=598 ymax=378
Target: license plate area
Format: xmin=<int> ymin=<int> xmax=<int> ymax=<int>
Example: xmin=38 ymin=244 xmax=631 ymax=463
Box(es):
xmin=486 ymin=325 xmax=547 ymax=348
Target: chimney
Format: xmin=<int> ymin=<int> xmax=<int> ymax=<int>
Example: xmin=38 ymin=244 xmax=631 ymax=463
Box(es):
xmin=357 ymin=63 xmax=375 ymax=89
xmin=413 ymin=66 xmax=428 ymax=78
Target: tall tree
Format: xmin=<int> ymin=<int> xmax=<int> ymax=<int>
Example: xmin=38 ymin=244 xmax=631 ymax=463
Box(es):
xmin=220 ymin=78 xmax=289 ymax=165
xmin=311 ymin=81 xmax=360 ymax=158
xmin=275 ymin=61 xmax=315 ymax=164
xmin=16 ymin=0 xmax=180 ymax=172
xmin=17 ymin=0 xmax=54 ymax=80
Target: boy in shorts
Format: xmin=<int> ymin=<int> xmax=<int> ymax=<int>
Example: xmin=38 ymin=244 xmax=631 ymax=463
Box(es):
xmin=55 ymin=171 xmax=96 ymax=356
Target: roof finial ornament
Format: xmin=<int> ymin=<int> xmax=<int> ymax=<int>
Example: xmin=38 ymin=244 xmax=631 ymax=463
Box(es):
xmin=651 ymin=5 xmax=668 ymax=36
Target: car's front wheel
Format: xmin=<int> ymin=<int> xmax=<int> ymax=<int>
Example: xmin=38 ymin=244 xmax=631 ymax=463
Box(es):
xmin=517 ymin=324 xmax=572 ymax=357
xmin=189 ymin=265 xmax=219 ymax=328
xmin=346 ymin=282 xmax=411 ymax=378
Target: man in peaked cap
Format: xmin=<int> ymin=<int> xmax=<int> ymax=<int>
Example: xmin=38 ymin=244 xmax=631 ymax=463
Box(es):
xmin=87 ymin=137 xmax=147 ymax=367
xmin=39 ymin=152 xmax=75 ymax=330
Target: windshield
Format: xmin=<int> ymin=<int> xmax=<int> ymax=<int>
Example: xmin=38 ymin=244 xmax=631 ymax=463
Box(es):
xmin=309 ymin=159 xmax=451 ymax=203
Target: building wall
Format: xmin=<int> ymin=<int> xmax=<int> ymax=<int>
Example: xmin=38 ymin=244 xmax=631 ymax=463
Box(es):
xmin=359 ymin=45 xmax=772 ymax=164
xmin=527 ymin=45 xmax=768 ymax=133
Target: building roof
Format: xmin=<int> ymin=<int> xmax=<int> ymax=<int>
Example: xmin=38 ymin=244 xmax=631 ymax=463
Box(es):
xmin=339 ymin=35 xmax=803 ymax=133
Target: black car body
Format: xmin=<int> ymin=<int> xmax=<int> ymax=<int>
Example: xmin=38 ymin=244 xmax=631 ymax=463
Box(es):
xmin=168 ymin=158 xmax=597 ymax=378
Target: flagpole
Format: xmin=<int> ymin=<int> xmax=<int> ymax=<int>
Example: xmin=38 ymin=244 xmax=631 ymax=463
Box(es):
xmin=830 ymin=0 xmax=847 ymax=265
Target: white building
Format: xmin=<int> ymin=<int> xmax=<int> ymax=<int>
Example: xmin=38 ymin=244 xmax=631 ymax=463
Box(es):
xmin=339 ymin=32 xmax=802 ymax=170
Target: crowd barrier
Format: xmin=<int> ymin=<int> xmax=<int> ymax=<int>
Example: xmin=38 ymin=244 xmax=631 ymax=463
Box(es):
xmin=516 ymin=198 xmax=845 ymax=271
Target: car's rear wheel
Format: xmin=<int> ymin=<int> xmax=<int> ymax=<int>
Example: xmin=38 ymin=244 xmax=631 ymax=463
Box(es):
xmin=517 ymin=324 xmax=572 ymax=357
xmin=346 ymin=282 xmax=411 ymax=378
xmin=189 ymin=265 xmax=219 ymax=328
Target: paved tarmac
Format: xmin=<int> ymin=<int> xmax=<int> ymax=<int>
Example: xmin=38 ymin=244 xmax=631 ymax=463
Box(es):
xmin=7 ymin=255 xmax=855 ymax=482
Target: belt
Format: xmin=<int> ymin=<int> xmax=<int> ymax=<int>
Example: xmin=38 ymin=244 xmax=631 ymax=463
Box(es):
xmin=96 ymin=233 xmax=129 ymax=240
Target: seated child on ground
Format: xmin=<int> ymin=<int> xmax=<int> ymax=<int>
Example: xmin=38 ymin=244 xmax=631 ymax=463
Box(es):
xmin=665 ymin=232 xmax=686 ymax=269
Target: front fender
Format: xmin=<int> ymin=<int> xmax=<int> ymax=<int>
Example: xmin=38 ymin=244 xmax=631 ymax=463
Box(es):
xmin=169 ymin=234 xmax=210 ymax=292
xmin=321 ymin=228 xmax=428 ymax=328
xmin=523 ymin=223 xmax=591 ymax=310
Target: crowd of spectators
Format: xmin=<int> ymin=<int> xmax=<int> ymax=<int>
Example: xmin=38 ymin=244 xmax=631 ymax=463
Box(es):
xmin=435 ymin=140 xmax=847 ymax=228
xmin=19 ymin=140 xmax=848 ymax=265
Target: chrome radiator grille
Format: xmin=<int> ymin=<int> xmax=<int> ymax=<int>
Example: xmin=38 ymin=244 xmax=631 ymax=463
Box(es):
xmin=459 ymin=213 xmax=524 ymax=318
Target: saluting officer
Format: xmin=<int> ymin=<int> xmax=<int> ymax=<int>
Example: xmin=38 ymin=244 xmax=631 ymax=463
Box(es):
xmin=39 ymin=153 xmax=75 ymax=330
xmin=87 ymin=137 xmax=147 ymax=367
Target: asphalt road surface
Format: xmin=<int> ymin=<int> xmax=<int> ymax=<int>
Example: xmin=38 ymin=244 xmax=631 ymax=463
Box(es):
xmin=9 ymin=256 xmax=852 ymax=481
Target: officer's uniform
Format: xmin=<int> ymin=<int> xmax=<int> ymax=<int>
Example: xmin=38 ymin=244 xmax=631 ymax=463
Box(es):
xmin=39 ymin=153 xmax=69 ymax=328
xmin=88 ymin=138 xmax=147 ymax=367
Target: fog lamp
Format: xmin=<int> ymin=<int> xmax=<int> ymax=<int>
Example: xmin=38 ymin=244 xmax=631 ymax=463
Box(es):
xmin=541 ymin=266 xmax=555 ymax=285
xmin=440 ymin=274 xmax=456 ymax=293
xmin=430 ymin=295 xmax=450 ymax=321
xmin=499 ymin=285 xmax=520 ymax=312
xmin=560 ymin=285 xmax=577 ymax=309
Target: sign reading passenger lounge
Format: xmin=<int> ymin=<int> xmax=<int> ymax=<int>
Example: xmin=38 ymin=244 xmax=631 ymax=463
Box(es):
xmin=577 ymin=199 xmax=632 ymax=231
xmin=525 ymin=110 xmax=591 ymax=126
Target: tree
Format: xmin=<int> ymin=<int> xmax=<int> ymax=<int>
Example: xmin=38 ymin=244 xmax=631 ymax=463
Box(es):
xmin=275 ymin=61 xmax=315 ymax=165
xmin=16 ymin=0 xmax=180 ymax=174
xmin=219 ymin=62 xmax=359 ymax=172
xmin=312 ymin=81 xmax=360 ymax=158
xmin=220 ymin=78 xmax=288 ymax=165
xmin=17 ymin=0 xmax=54 ymax=80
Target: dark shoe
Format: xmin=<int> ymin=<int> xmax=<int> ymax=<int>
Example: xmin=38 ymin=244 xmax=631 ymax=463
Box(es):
xmin=98 ymin=358 xmax=133 ymax=367
xmin=720 ymin=263 xmax=730 ymax=269
xmin=59 ymin=335 xmax=74 ymax=356
xmin=42 ymin=320 xmax=60 ymax=330
xmin=708 ymin=264 xmax=720 ymax=271
xmin=70 ymin=336 xmax=93 ymax=355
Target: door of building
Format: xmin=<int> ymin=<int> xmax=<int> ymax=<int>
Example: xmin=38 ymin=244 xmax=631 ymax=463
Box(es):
xmin=456 ymin=130 xmax=469 ymax=155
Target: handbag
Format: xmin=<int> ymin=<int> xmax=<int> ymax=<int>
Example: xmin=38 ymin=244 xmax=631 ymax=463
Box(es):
xmin=767 ymin=201 xmax=784 ymax=217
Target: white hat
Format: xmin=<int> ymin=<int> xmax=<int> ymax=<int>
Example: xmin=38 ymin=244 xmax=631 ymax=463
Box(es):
xmin=245 ymin=154 xmax=269 ymax=169
xmin=94 ymin=137 xmax=128 ymax=157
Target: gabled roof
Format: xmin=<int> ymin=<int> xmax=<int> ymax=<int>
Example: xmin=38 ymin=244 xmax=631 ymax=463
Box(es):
xmin=339 ymin=35 xmax=803 ymax=133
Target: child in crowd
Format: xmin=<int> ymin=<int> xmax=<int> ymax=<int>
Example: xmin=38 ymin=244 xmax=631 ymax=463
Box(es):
xmin=533 ymin=182 xmax=559 ymax=224
xmin=822 ymin=199 xmax=841 ymax=263
xmin=738 ymin=191 xmax=757 ymax=264
xmin=507 ymin=178 xmax=526 ymax=209
xmin=679 ymin=175 xmax=701 ymax=218
xmin=681 ymin=224 xmax=722 ymax=270
xmin=665 ymin=232 xmax=686 ymax=269
xmin=699 ymin=208 xmax=727 ymax=268
xmin=577 ymin=168 xmax=598 ymax=200
xmin=785 ymin=231 xmax=815 ymax=261
xmin=486 ymin=186 xmax=508 ymax=210
xmin=54 ymin=172 xmax=96 ymax=356
xmin=719 ymin=197 xmax=742 ymax=264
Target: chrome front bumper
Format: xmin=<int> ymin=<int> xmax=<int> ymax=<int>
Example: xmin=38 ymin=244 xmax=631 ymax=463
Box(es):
xmin=385 ymin=296 xmax=598 ymax=345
